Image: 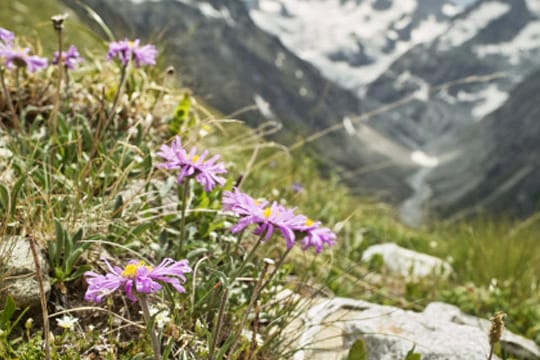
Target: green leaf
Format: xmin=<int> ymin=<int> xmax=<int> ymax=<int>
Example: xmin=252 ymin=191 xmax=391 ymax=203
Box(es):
xmin=47 ymin=240 xmax=57 ymax=266
xmin=0 ymin=295 xmax=16 ymax=328
xmin=72 ymin=228 xmax=84 ymax=245
xmin=347 ymin=338 xmax=367 ymax=360
xmin=65 ymin=247 xmax=85 ymax=274
xmin=169 ymin=93 xmax=192 ymax=133
xmin=0 ymin=183 xmax=9 ymax=211
xmin=404 ymin=345 xmax=421 ymax=360
xmin=10 ymin=176 xmax=25 ymax=214
xmin=54 ymin=220 xmax=64 ymax=258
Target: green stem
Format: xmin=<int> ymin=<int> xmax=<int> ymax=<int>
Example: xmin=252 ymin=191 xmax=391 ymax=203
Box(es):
xmin=28 ymin=238 xmax=50 ymax=360
xmin=208 ymin=287 xmax=228 ymax=360
xmin=260 ymin=247 xmax=292 ymax=291
xmin=228 ymin=259 xmax=271 ymax=358
xmin=0 ymin=67 xmax=18 ymax=130
xmin=230 ymin=236 xmax=263 ymax=283
xmin=107 ymin=63 xmax=128 ymax=129
xmin=178 ymin=179 xmax=190 ymax=254
xmin=138 ymin=295 xmax=161 ymax=360
xmin=15 ymin=67 xmax=22 ymax=126
xmin=487 ymin=343 xmax=494 ymax=360
xmin=50 ymin=25 xmax=63 ymax=136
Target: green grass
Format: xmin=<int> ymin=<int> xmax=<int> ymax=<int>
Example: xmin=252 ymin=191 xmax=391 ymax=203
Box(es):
xmin=1 ymin=5 xmax=540 ymax=359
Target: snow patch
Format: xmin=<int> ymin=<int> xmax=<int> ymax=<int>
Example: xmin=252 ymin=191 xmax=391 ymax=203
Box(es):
xmin=438 ymin=1 xmax=510 ymax=50
xmin=442 ymin=3 xmax=462 ymax=17
xmin=342 ymin=116 xmax=356 ymax=135
xmin=411 ymin=151 xmax=439 ymax=168
xmin=254 ymin=94 xmax=274 ymax=119
xmin=474 ymin=21 xmax=540 ymax=65
xmin=471 ymin=84 xmax=508 ymax=119
xmin=247 ymin=0 xmax=455 ymax=91
xmin=526 ymin=0 xmax=540 ymax=16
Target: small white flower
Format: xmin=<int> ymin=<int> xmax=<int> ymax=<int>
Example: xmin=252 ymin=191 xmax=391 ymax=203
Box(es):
xmin=271 ymin=188 xmax=280 ymax=197
xmin=199 ymin=124 xmax=211 ymax=137
xmin=56 ymin=315 xmax=79 ymax=330
xmin=145 ymin=306 xmax=172 ymax=330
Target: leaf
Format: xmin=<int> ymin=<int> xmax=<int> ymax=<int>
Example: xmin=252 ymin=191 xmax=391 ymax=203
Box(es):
xmin=10 ymin=176 xmax=25 ymax=214
xmin=72 ymin=228 xmax=84 ymax=245
xmin=53 ymin=221 xmax=65 ymax=266
xmin=0 ymin=184 xmax=9 ymax=211
xmin=404 ymin=345 xmax=422 ymax=360
xmin=169 ymin=93 xmax=192 ymax=133
xmin=65 ymin=247 xmax=85 ymax=274
xmin=347 ymin=338 xmax=368 ymax=360
xmin=0 ymin=295 xmax=16 ymax=330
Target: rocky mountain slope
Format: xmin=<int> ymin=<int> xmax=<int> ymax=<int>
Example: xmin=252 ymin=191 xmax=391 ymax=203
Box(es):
xmin=242 ymin=0 xmax=464 ymax=96
xmin=64 ymin=0 xmax=435 ymax=202
xmin=356 ymin=0 xmax=540 ymax=220
xmin=63 ymin=0 xmax=540 ymax=219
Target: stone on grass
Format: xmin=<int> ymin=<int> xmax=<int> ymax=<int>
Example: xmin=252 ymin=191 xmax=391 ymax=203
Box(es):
xmin=362 ymin=243 xmax=453 ymax=279
xmin=0 ymin=236 xmax=50 ymax=308
xmin=292 ymin=297 xmax=539 ymax=360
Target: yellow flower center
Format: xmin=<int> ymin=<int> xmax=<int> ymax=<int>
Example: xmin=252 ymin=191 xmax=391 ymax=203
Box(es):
xmin=192 ymin=155 xmax=199 ymax=162
xmin=121 ymin=261 xmax=152 ymax=278
xmin=305 ymin=219 xmax=314 ymax=227
xmin=263 ymin=207 xmax=272 ymax=218
xmin=128 ymin=41 xmax=135 ymax=48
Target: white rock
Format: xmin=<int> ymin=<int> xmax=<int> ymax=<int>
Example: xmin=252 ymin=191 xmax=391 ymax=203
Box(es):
xmin=362 ymin=243 xmax=453 ymax=279
xmin=292 ymin=297 xmax=539 ymax=360
xmin=0 ymin=236 xmax=51 ymax=308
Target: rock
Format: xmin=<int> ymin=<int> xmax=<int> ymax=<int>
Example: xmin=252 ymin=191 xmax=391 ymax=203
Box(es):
xmin=292 ymin=297 xmax=540 ymax=360
xmin=362 ymin=243 xmax=453 ymax=279
xmin=0 ymin=236 xmax=51 ymax=308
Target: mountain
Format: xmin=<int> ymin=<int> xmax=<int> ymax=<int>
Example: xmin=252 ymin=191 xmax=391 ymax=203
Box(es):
xmin=427 ymin=67 xmax=540 ymax=218
xmin=64 ymin=0 xmax=540 ymax=219
xmin=354 ymin=0 xmax=540 ymax=220
xmin=242 ymin=0 xmax=464 ymax=96
xmin=63 ymin=0 xmax=417 ymax=202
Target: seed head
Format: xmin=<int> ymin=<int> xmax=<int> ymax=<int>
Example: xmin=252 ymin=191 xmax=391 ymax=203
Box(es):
xmin=489 ymin=312 xmax=506 ymax=345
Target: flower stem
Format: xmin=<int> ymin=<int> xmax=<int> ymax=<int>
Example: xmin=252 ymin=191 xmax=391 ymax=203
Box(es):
xmin=260 ymin=247 xmax=292 ymax=291
xmin=228 ymin=259 xmax=271 ymax=358
xmin=230 ymin=236 xmax=263 ymax=283
xmin=178 ymin=179 xmax=190 ymax=254
xmin=28 ymin=237 xmax=50 ymax=360
xmin=208 ymin=287 xmax=228 ymax=360
xmin=138 ymin=295 xmax=161 ymax=360
xmin=0 ymin=67 xmax=18 ymax=130
xmin=107 ymin=63 xmax=128 ymax=129
xmin=50 ymin=21 xmax=64 ymax=136
xmin=15 ymin=67 xmax=22 ymax=126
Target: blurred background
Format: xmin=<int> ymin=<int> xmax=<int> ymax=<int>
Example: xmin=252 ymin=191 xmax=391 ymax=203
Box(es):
xmin=4 ymin=0 xmax=540 ymax=227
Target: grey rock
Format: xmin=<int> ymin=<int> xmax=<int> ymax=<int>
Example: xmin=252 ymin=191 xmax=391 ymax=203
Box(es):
xmin=292 ymin=297 xmax=539 ymax=360
xmin=362 ymin=243 xmax=453 ymax=279
xmin=0 ymin=236 xmax=50 ymax=308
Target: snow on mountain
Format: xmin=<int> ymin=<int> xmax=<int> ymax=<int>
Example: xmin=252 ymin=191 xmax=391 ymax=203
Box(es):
xmin=242 ymin=0 xmax=463 ymax=94
xmin=436 ymin=1 xmax=510 ymax=50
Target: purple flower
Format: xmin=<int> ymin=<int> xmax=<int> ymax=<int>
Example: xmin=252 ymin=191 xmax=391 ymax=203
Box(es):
xmin=84 ymin=258 xmax=192 ymax=303
xmin=223 ymin=188 xmax=268 ymax=216
xmin=157 ymin=136 xmax=227 ymax=192
xmin=0 ymin=28 xmax=14 ymax=46
xmin=223 ymin=188 xmax=306 ymax=248
xmin=223 ymin=188 xmax=337 ymax=252
xmin=1 ymin=46 xmax=48 ymax=72
xmin=291 ymin=182 xmax=304 ymax=193
xmin=298 ymin=221 xmax=336 ymax=254
xmin=53 ymin=44 xmax=83 ymax=69
xmin=107 ymin=38 xmax=157 ymax=67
